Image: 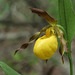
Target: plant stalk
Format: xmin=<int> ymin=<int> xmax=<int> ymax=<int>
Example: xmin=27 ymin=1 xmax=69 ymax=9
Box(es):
xmin=68 ymin=53 xmax=73 ymax=75
xmin=67 ymin=42 xmax=73 ymax=75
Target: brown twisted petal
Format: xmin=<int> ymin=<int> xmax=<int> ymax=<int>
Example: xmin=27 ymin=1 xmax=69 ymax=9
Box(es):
xmin=29 ymin=32 xmax=40 ymax=42
xmin=14 ymin=43 xmax=29 ymax=55
xmin=30 ymin=8 xmax=57 ymax=25
xmin=14 ymin=32 xmax=41 ymax=55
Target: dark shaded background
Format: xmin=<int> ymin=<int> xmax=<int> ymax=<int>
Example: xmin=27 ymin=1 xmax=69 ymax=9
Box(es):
xmin=0 ymin=0 xmax=75 ymax=75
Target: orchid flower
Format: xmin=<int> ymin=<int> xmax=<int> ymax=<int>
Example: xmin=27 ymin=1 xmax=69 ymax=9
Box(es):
xmin=15 ymin=8 xmax=69 ymax=63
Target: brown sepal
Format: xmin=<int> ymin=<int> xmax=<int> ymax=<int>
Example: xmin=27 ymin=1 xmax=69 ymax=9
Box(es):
xmin=14 ymin=49 xmax=19 ymax=55
xmin=14 ymin=43 xmax=29 ymax=55
xmin=14 ymin=31 xmax=41 ymax=55
xmin=61 ymin=56 xmax=64 ymax=64
xmin=30 ymin=8 xmax=57 ymax=25
xmin=59 ymin=42 xmax=65 ymax=56
xmin=29 ymin=32 xmax=40 ymax=42
xmin=20 ymin=43 xmax=29 ymax=49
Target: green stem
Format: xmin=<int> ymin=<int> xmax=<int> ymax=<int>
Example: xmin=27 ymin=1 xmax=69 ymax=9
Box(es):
xmin=68 ymin=54 xmax=73 ymax=75
xmin=67 ymin=42 xmax=73 ymax=75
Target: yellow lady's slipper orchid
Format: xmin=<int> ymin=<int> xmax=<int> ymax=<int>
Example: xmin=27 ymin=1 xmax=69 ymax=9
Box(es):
xmin=15 ymin=8 xmax=66 ymax=63
xmin=33 ymin=28 xmax=58 ymax=59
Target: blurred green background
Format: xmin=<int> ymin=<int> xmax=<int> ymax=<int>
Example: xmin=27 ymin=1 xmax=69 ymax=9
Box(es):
xmin=0 ymin=0 xmax=75 ymax=75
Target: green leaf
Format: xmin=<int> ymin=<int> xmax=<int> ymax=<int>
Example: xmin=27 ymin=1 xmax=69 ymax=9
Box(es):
xmin=0 ymin=62 xmax=21 ymax=75
xmin=58 ymin=0 xmax=74 ymax=74
xmin=58 ymin=0 xmax=75 ymax=43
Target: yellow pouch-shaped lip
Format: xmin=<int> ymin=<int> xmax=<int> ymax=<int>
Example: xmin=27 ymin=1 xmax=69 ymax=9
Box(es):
xmin=33 ymin=35 xmax=58 ymax=60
